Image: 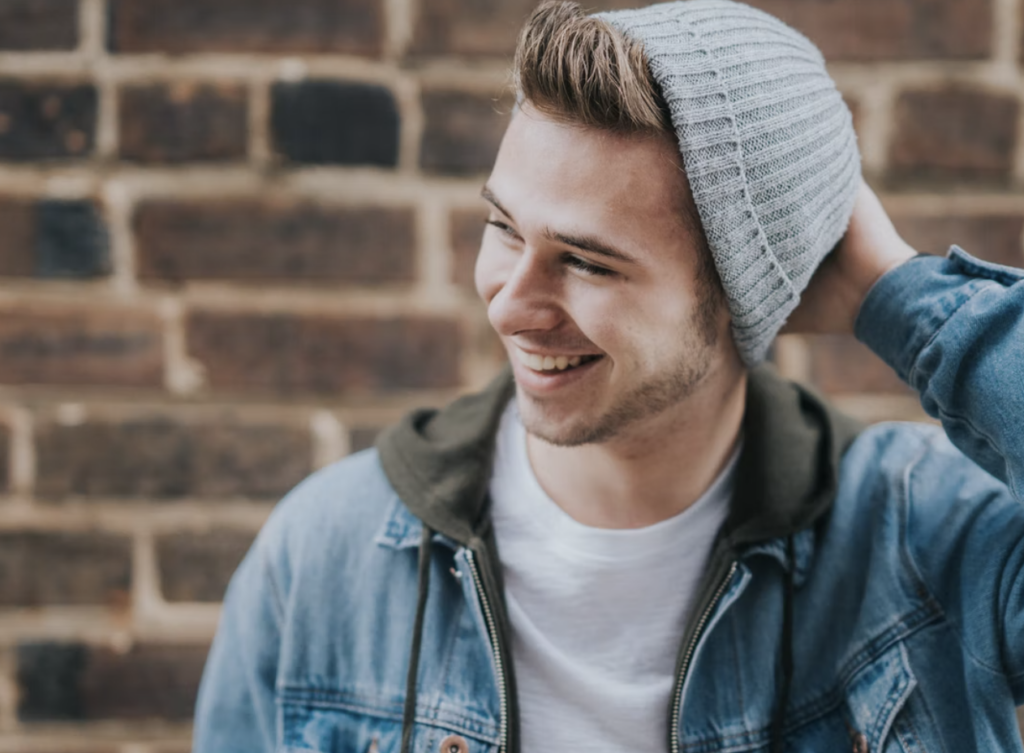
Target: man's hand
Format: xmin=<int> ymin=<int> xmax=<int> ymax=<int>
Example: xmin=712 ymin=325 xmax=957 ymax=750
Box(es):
xmin=783 ymin=180 xmax=918 ymax=335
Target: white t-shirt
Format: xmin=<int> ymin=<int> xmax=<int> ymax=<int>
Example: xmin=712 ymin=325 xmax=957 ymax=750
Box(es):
xmin=489 ymin=400 xmax=739 ymax=753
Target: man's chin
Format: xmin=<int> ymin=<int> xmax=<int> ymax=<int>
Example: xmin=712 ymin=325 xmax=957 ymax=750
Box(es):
xmin=516 ymin=394 xmax=610 ymax=448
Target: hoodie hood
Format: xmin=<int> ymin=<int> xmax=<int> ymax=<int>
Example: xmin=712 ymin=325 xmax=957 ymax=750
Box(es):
xmin=377 ymin=363 xmax=863 ymax=552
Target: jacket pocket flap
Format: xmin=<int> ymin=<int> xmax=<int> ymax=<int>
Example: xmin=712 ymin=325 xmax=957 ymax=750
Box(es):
xmin=845 ymin=642 xmax=917 ymax=750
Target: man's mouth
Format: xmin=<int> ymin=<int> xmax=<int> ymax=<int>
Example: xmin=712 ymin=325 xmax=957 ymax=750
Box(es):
xmin=514 ymin=347 xmax=602 ymax=373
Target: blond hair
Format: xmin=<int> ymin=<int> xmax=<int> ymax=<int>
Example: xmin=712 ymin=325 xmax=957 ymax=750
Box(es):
xmin=513 ymin=1 xmax=672 ymax=134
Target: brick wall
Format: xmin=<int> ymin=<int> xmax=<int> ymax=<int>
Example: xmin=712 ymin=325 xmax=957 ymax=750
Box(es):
xmin=0 ymin=0 xmax=1022 ymax=750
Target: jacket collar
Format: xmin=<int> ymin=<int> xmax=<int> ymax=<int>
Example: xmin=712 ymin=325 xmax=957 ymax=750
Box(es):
xmin=376 ymin=364 xmax=862 ymax=559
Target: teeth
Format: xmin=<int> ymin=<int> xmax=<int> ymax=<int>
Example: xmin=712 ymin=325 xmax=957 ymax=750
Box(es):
xmin=516 ymin=348 xmax=591 ymax=372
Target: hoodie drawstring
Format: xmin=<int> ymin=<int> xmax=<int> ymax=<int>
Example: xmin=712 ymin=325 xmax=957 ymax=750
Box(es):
xmin=770 ymin=534 xmax=796 ymax=753
xmin=401 ymin=524 xmax=434 ymax=753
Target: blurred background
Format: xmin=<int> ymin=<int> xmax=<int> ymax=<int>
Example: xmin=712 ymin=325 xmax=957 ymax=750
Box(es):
xmin=0 ymin=0 xmax=1021 ymax=750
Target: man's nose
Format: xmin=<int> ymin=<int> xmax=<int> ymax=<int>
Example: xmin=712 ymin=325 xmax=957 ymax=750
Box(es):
xmin=486 ymin=249 xmax=562 ymax=337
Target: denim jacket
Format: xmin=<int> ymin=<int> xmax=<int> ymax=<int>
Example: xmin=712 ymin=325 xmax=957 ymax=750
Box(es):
xmin=194 ymin=247 xmax=1024 ymax=753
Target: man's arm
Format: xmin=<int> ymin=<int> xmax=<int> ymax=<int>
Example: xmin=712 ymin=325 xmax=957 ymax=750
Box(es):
xmin=789 ymin=181 xmax=1024 ymax=499
xmin=192 ymin=537 xmax=282 ymax=753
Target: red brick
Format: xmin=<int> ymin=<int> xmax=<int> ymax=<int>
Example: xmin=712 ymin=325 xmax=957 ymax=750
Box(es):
xmin=157 ymin=529 xmax=255 ymax=602
xmin=451 ymin=209 xmax=485 ymax=290
xmin=18 ymin=642 xmax=207 ymax=721
xmin=0 ymin=197 xmax=35 ymax=277
xmin=411 ymin=0 xmax=649 ymax=57
xmin=35 ymin=416 xmax=311 ymax=500
xmin=0 ymin=531 xmax=131 ymax=606
xmin=0 ymin=80 xmax=96 ymax=161
xmin=889 ymin=88 xmax=1018 ymax=187
xmin=134 ymin=200 xmax=416 ymax=285
xmin=187 ymin=313 xmax=462 ymax=396
xmin=807 ymin=335 xmax=911 ymax=395
xmin=119 ymin=82 xmax=248 ymax=164
xmin=420 ymin=89 xmax=512 ymax=175
xmin=0 ymin=304 xmax=163 ymax=388
xmin=894 ymin=214 xmax=1024 ymax=268
xmin=746 ymin=0 xmax=990 ymax=61
xmin=0 ymin=0 xmax=77 ymax=51
xmin=108 ymin=0 xmax=382 ymax=56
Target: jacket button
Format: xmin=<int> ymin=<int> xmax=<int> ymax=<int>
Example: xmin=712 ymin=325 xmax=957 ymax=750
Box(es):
xmin=439 ymin=734 xmax=469 ymax=753
xmin=852 ymin=732 xmax=869 ymax=753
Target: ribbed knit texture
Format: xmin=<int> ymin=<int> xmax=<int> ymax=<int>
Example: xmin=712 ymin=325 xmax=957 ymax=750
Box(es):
xmin=596 ymin=0 xmax=861 ymax=365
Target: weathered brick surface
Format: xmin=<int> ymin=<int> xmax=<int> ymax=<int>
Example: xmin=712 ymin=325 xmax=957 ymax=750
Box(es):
xmin=0 ymin=0 xmax=78 ymax=51
xmin=0 ymin=423 xmax=9 ymax=492
xmin=0 ymin=198 xmax=109 ymax=279
xmin=411 ymin=0 xmax=649 ymax=56
xmin=421 ymin=89 xmax=512 ymax=175
xmin=807 ymin=335 xmax=912 ymax=395
xmin=108 ymin=0 xmax=382 ymax=56
xmin=17 ymin=642 xmax=208 ymax=721
xmin=451 ymin=209 xmax=485 ymax=289
xmin=889 ymin=88 xmax=1019 ymax=187
xmin=118 ymin=83 xmax=248 ymax=164
xmin=271 ymin=81 xmax=399 ymax=167
xmin=894 ymin=214 xmax=1024 ymax=268
xmin=0 ymin=305 xmax=163 ymax=387
xmin=0 ymin=532 xmax=131 ymax=606
xmin=0 ymin=80 xmax=96 ymax=161
xmin=747 ymin=0 xmax=990 ymax=61
xmin=35 ymin=416 xmax=312 ymax=500
xmin=157 ymin=529 xmax=255 ymax=602
xmin=187 ymin=313 xmax=462 ymax=395
xmin=134 ymin=200 xmax=416 ymax=285
xmin=0 ymin=197 xmax=35 ymax=277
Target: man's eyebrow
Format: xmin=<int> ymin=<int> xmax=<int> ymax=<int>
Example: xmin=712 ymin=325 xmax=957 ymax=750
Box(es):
xmin=481 ymin=186 xmax=513 ymax=222
xmin=481 ymin=185 xmax=638 ymax=266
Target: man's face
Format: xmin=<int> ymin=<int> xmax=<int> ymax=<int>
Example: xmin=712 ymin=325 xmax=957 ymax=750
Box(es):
xmin=476 ymin=104 xmax=738 ymax=447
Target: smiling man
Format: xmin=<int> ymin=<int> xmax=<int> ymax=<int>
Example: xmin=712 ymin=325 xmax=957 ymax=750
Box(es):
xmin=194 ymin=2 xmax=1024 ymax=752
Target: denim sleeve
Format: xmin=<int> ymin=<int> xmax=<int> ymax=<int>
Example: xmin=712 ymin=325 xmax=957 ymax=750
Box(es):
xmin=855 ymin=246 xmax=1024 ymax=501
xmin=192 ymin=536 xmax=283 ymax=753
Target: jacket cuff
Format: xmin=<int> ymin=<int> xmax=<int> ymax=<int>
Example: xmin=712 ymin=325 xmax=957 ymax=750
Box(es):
xmin=853 ymin=245 xmax=1020 ymax=383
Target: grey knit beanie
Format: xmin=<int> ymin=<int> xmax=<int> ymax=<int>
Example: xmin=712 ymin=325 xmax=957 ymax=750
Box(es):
xmin=595 ymin=0 xmax=860 ymax=366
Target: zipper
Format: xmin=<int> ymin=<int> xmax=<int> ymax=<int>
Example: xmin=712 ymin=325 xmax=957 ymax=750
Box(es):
xmin=670 ymin=561 xmax=738 ymax=753
xmin=465 ymin=549 xmax=509 ymax=753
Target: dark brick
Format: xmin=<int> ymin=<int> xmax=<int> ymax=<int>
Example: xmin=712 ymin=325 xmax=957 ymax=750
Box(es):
xmin=0 ymin=532 xmax=131 ymax=606
xmin=108 ymin=0 xmax=381 ymax=55
xmin=889 ymin=88 xmax=1018 ymax=187
xmin=0 ymin=0 xmax=78 ymax=51
xmin=18 ymin=642 xmax=207 ymax=721
xmin=36 ymin=200 xmax=110 ymax=278
xmin=747 ymin=0 xmax=990 ymax=61
xmin=134 ymin=200 xmax=416 ymax=285
xmin=0 ymin=304 xmax=163 ymax=387
xmin=0 ymin=197 xmax=35 ymax=277
xmin=0 ymin=198 xmax=109 ymax=279
xmin=271 ymin=81 xmax=398 ymax=167
xmin=187 ymin=313 xmax=462 ymax=396
xmin=157 ymin=529 xmax=255 ymax=602
xmin=411 ymin=0 xmax=648 ymax=57
xmin=807 ymin=335 xmax=911 ymax=395
xmin=349 ymin=426 xmax=381 ymax=453
xmin=894 ymin=214 xmax=1024 ymax=268
xmin=451 ymin=209 xmax=485 ymax=289
xmin=118 ymin=82 xmax=248 ymax=164
xmin=35 ymin=417 xmax=312 ymax=500
xmin=0 ymin=80 xmax=96 ymax=161
xmin=421 ymin=89 xmax=511 ymax=175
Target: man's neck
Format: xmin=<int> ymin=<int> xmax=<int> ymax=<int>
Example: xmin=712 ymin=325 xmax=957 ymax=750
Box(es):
xmin=525 ymin=370 xmax=747 ymax=529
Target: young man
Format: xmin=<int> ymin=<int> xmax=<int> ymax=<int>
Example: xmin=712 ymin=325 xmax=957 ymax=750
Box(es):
xmin=194 ymin=1 xmax=1024 ymax=752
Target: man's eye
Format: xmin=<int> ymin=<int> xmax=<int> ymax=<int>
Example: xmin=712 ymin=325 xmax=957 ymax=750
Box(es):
xmin=564 ymin=254 xmax=615 ymax=277
xmin=485 ymin=219 xmax=519 ymax=239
